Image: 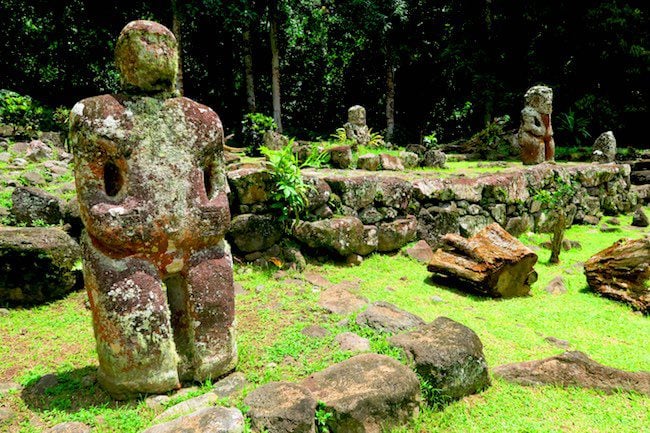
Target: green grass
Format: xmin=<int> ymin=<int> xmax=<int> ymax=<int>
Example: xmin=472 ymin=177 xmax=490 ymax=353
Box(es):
xmin=0 ymin=210 xmax=648 ymax=432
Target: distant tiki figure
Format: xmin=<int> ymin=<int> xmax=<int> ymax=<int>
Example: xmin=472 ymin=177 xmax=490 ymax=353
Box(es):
xmin=518 ymin=86 xmax=555 ymax=165
xmin=344 ymin=105 xmax=371 ymax=150
xmin=70 ymin=20 xmax=236 ymax=399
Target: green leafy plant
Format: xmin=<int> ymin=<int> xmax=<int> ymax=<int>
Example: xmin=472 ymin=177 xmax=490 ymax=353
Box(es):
xmin=261 ymin=141 xmax=313 ymax=222
xmin=330 ymin=127 xmax=349 ymax=143
xmin=52 ymin=106 xmax=70 ymax=132
xmin=366 ymin=128 xmax=384 ymax=148
xmin=302 ymin=145 xmax=331 ymax=169
xmin=557 ymin=109 xmax=591 ymax=147
xmin=532 ymin=175 xmax=577 ymax=264
xmin=0 ymin=89 xmax=48 ymax=136
xmin=241 ymin=113 xmax=278 ymax=154
xmin=463 ymin=115 xmax=512 ymax=160
xmin=315 ymin=401 xmax=333 ymax=433
xmin=423 ymin=132 xmax=439 ymax=148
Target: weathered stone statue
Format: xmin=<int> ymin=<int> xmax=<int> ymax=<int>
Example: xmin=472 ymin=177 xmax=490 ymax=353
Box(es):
xmin=592 ymin=131 xmax=617 ymax=163
xmin=518 ymin=86 xmax=555 ymax=165
xmin=70 ymin=20 xmax=236 ymax=399
xmin=344 ymin=105 xmax=371 ymax=150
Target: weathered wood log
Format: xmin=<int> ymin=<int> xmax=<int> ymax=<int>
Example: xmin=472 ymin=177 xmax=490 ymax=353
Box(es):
xmin=584 ymin=236 xmax=650 ymax=314
xmin=427 ymin=223 xmax=538 ymax=298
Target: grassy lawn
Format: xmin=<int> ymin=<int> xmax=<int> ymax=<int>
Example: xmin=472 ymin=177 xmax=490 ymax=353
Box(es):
xmin=0 ymin=210 xmax=648 ymax=432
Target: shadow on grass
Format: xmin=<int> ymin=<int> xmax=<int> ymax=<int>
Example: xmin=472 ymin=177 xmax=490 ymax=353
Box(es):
xmin=20 ymin=366 xmax=134 ymax=413
xmin=424 ymin=275 xmax=494 ymax=302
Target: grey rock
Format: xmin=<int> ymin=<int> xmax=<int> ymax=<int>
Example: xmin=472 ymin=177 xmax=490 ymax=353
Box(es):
xmin=389 ymin=317 xmax=490 ymax=401
xmin=329 ymin=145 xmax=353 ymax=169
xmin=25 ymin=140 xmax=53 ymax=162
xmin=301 ymin=325 xmax=329 ymax=339
xmin=399 ymin=151 xmax=419 ymax=168
xmin=145 ymin=394 xmax=171 ymax=411
xmin=144 ymin=407 xmax=244 ymax=433
xmin=20 ymin=170 xmax=46 ymax=186
xmin=213 ymin=372 xmax=247 ymax=399
xmin=631 ymin=208 xmax=649 ymax=227
xmin=44 ymin=422 xmax=91 ymax=433
xmin=301 ymin=354 xmax=420 ymax=433
xmin=335 ymin=332 xmax=371 ymax=352
xmin=244 ymin=382 xmax=317 ymax=433
xmin=228 ymin=214 xmax=283 ymax=253
xmin=423 ymin=149 xmax=447 ymax=168
xmin=11 ymin=186 xmax=64 ymax=226
xmin=358 ymin=207 xmax=383 ymax=224
xmin=377 ymin=216 xmax=417 ymax=252
xmin=379 ymin=154 xmax=404 ymax=171
xmin=0 ymin=227 xmax=81 ymax=305
xmin=493 ymin=351 xmax=650 ymax=395
xmin=33 ymin=373 xmax=59 ymax=395
xmin=293 ymin=216 xmax=368 ymax=257
xmin=544 ymin=276 xmax=567 ymax=295
xmin=357 ymin=153 xmax=381 ymax=171
xmin=356 ymin=301 xmax=425 ymax=334
xmin=544 ymin=336 xmax=571 ymax=349
xmin=154 ymin=392 xmax=220 ymax=422
xmin=592 ymin=131 xmax=617 ymax=163
xmin=505 ymin=215 xmax=534 ymax=237
xmin=318 ymin=286 xmax=367 ymax=315
xmin=404 ymin=239 xmax=434 ymax=264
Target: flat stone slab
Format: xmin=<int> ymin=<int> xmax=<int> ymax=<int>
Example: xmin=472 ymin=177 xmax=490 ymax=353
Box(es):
xmin=493 ymin=351 xmax=650 ymax=395
xmin=356 ymin=301 xmax=425 ymax=334
xmin=144 ymin=407 xmax=244 ymax=433
xmin=244 ymin=381 xmax=316 ymax=433
xmin=318 ymin=286 xmax=368 ymax=315
xmin=301 ymin=353 xmax=420 ymax=433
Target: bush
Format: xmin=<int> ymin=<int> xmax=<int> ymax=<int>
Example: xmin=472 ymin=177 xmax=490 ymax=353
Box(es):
xmin=0 ymin=89 xmax=48 ymax=136
xmin=241 ymin=112 xmax=277 ymax=154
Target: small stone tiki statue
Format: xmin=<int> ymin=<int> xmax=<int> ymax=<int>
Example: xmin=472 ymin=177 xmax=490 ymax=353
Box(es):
xmin=344 ymin=105 xmax=371 ymax=150
xmin=69 ymin=20 xmax=236 ymax=399
xmin=518 ymin=86 xmax=555 ymax=165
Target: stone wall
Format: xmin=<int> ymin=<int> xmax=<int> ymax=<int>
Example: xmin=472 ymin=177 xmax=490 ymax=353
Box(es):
xmin=226 ymin=163 xmax=637 ymax=266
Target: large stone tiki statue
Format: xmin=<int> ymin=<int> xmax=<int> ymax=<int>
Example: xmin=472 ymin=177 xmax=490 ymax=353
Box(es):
xmin=518 ymin=86 xmax=555 ymax=165
xmin=344 ymin=105 xmax=371 ymax=150
xmin=69 ymin=21 xmax=236 ymax=399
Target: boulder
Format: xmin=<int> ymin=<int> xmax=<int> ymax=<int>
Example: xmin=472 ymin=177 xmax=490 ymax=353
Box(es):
xmin=399 ymin=151 xmax=419 ymax=169
xmin=377 ymin=217 xmax=417 ymax=252
xmin=375 ymin=177 xmax=412 ymax=210
xmin=591 ymin=131 xmax=616 ymax=163
xmin=379 ymin=154 xmax=404 ymax=171
xmin=143 ymin=407 xmax=244 ymax=433
xmin=389 ymin=317 xmax=490 ymax=401
xmin=301 ymin=354 xmax=421 ymax=433
xmin=263 ymin=130 xmax=290 ymax=151
xmin=25 ymin=139 xmax=53 ymax=162
xmin=356 ymin=301 xmax=425 ymax=333
xmin=329 ymin=145 xmax=353 ymax=169
xmin=244 ymin=382 xmax=317 ymax=433
xmin=227 ymin=168 xmax=273 ymax=206
xmin=11 ymin=186 xmax=65 ymax=226
xmin=293 ymin=216 xmax=368 ymax=257
xmin=417 ymin=205 xmax=460 ymax=247
xmin=228 ymin=214 xmax=283 ymax=253
xmin=422 ymin=149 xmax=446 ymax=168
xmin=304 ymin=177 xmax=331 ymax=210
xmin=631 ymin=207 xmax=649 ymax=227
xmin=404 ymin=240 xmax=435 ymax=263
xmin=357 ymin=153 xmax=380 ymax=171
xmin=0 ymin=227 xmax=81 ymax=304
xmin=493 ymin=351 xmax=650 ymax=395
xmin=544 ymin=276 xmax=567 ymax=295
xmin=325 ymin=175 xmax=378 ymax=210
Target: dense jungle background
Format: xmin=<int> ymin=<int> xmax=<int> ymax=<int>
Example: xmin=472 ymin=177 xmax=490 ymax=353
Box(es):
xmin=0 ymin=0 xmax=647 ymax=146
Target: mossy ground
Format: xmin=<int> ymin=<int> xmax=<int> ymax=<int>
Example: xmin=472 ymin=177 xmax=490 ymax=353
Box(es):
xmin=1 ymin=208 xmax=648 ymax=432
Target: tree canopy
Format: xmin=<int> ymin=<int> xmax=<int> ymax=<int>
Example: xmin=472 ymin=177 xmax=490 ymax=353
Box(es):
xmin=0 ymin=0 xmax=647 ymax=146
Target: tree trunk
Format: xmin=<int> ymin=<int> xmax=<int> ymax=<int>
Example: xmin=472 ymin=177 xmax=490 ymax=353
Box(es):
xmin=243 ymin=26 xmax=256 ymax=113
xmin=427 ymin=223 xmax=538 ymax=298
xmin=584 ymin=236 xmax=650 ymax=314
xmin=269 ymin=0 xmax=283 ymax=132
xmin=549 ymin=211 xmax=566 ymax=264
xmin=171 ymin=0 xmax=184 ymax=95
xmin=385 ymin=41 xmax=395 ymax=142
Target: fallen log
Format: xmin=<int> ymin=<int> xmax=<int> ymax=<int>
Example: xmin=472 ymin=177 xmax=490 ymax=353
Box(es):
xmin=584 ymin=236 xmax=650 ymax=314
xmin=427 ymin=223 xmax=538 ymax=298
